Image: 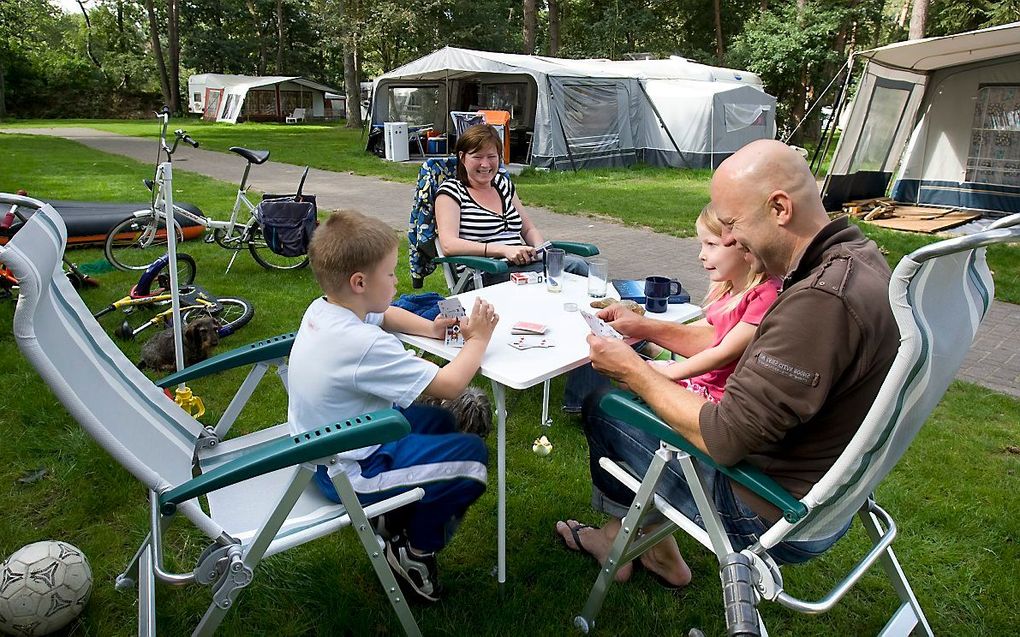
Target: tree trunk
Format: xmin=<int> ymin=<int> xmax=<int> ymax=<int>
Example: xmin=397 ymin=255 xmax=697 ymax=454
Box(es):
xmin=713 ymin=0 xmax=724 ymax=62
xmin=276 ymin=0 xmax=285 ymax=73
xmin=909 ymin=0 xmax=928 ymax=39
xmin=168 ymin=0 xmax=180 ymax=113
xmin=341 ymin=0 xmax=363 ymax=128
xmin=0 ymin=64 xmax=6 ymax=119
xmin=143 ymin=0 xmax=172 ymax=109
xmin=548 ymin=0 xmax=560 ymax=55
xmin=523 ymin=0 xmax=537 ymax=55
xmin=246 ymin=0 xmax=268 ymax=74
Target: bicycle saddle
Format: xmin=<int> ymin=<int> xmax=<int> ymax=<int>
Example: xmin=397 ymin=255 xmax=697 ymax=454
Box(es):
xmin=228 ymin=147 xmax=270 ymax=165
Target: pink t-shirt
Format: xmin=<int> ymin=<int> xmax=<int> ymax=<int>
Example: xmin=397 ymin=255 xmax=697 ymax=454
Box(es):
xmin=685 ymin=277 xmax=782 ymax=402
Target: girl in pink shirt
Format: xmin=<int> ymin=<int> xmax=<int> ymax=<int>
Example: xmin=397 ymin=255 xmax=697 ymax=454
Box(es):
xmin=650 ymin=205 xmax=781 ymax=402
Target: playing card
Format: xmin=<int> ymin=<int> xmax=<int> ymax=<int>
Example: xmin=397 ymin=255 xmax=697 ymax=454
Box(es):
xmin=511 ymin=321 xmax=548 ymax=335
xmin=509 ymin=335 xmax=555 ymax=350
xmin=437 ymin=298 xmax=467 ymax=319
xmin=580 ymin=310 xmax=624 ymax=339
xmin=445 ymin=323 xmax=465 ymax=348
xmin=533 ymin=241 xmax=554 ymax=259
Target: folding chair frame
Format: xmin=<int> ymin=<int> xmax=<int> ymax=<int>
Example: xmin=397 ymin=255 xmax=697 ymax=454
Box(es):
xmin=572 ymin=214 xmax=1020 ymax=635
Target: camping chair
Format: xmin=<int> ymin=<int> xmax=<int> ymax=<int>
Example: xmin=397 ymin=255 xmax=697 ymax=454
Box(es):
xmin=573 ymin=212 xmax=1020 ymax=635
xmin=285 ymin=107 xmax=306 ymax=123
xmin=407 ymin=156 xmax=599 ymax=425
xmin=0 ymin=193 xmax=425 ymax=637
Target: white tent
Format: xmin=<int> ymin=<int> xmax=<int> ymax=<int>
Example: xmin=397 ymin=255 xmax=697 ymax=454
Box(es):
xmin=187 ymin=74 xmax=341 ymax=124
xmin=369 ymin=47 xmax=776 ymax=169
xmin=823 ymin=22 xmax=1020 ymax=217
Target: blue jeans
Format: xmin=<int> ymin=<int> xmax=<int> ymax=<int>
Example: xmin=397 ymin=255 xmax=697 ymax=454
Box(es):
xmin=582 ymin=389 xmax=850 ymax=565
xmin=316 ymin=405 xmax=487 ymax=552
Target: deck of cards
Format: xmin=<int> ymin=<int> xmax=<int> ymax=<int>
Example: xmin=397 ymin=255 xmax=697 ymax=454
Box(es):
xmin=510 ymin=271 xmax=544 ymax=285
xmin=511 ymin=321 xmax=548 ymax=335
xmin=437 ymin=298 xmax=467 ymax=348
xmin=580 ymin=310 xmax=625 ymax=339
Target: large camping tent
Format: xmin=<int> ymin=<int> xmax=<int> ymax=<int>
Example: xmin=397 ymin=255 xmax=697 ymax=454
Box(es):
xmin=187 ymin=74 xmax=341 ymax=123
xmin=368 ymin=47 xmax=776 ymax=169
xmin=822 ymin=22 xmax=1020 ymax=217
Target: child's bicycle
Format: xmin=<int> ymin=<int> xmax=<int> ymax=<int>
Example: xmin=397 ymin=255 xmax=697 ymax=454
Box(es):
xmin=102 ymin=107 xmax=314 ymax=273
xmin=93 ymin=253 xmax=254 ymax=341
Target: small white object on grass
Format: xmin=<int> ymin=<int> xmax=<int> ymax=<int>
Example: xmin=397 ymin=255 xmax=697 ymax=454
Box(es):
xmin=532 ymin=435 xmax=553 ymax=456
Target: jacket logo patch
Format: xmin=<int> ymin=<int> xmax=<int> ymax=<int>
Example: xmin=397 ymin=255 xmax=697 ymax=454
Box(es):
xmin=754 ymin=352 xmax=820 ymax=387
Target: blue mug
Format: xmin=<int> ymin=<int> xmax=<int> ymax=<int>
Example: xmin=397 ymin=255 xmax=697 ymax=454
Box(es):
xmin=644 ymin=276 xmax=681 ymax=313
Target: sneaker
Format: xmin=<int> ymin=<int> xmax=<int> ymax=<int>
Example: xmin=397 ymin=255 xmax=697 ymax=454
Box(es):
xmin=385 ymin=535 xmax=443 ymax=603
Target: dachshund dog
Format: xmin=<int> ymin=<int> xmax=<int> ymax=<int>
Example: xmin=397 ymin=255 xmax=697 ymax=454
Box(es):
xmin=138 ymin=316 xmax=220 ymax=372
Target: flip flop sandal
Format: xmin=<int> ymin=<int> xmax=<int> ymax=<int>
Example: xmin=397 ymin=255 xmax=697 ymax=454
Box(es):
xmin=556 ymin=521 xmax=598 ymax=565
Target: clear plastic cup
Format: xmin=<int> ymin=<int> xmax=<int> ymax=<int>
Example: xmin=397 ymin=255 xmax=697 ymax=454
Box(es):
xmin=544 ymin=248 xmax=565 ymax=293
xmin=587 ymin=257 xmax=608 ymax=298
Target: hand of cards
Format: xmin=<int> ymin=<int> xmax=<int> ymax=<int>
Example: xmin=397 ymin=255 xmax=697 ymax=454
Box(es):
xmin=580 ymin=310 xmax=624 ymax=339
xmin=437 ymin=298 xmax=467 ymax=348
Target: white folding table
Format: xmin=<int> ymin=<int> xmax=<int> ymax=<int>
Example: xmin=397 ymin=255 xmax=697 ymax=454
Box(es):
xmin=396 ymin=273 xmax=702 ymax=585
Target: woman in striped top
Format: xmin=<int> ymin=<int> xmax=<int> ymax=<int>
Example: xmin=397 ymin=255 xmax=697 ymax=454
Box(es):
xmin=435 ymin=124 xmax=588 ymax=284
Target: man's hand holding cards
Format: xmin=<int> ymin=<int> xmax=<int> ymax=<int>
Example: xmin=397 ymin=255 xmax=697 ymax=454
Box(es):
xmin=580 ymin=310 xmax=625 ymax=340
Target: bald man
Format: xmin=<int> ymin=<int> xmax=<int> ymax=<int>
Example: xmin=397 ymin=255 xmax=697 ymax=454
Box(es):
xmin=556 ymin=140 xmax=898 ymax=588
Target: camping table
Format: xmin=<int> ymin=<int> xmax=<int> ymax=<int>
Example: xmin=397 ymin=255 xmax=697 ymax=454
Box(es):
xmin=396 ymin=273 xmax=702 ymax=585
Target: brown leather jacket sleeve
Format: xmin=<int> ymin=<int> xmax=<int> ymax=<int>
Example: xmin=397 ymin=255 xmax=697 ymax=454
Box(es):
xmin=699 ymin=286 xmax=863 ymax=466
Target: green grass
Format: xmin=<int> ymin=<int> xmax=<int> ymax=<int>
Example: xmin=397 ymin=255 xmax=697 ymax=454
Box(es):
xmin=5 ymin=118 xmax=1017 ymax=304
xmin=2 ymin=131 xmax=1019 ymax=635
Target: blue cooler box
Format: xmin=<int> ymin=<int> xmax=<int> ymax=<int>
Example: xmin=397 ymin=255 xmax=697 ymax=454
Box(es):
xmin=427 ymin=136 xmax=448 ymax=155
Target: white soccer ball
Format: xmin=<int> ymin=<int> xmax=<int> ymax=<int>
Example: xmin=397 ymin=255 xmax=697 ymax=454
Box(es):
xmin=0 ymin=541 xmax=92 ymax=636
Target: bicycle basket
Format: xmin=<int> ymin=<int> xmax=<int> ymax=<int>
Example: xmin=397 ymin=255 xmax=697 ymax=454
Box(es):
xmin=255 ymin=196 xmax=317 ymax=257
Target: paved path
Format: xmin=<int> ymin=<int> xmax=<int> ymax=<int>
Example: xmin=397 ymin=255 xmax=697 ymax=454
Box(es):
xmin=5 ymin=127 xmax=1018 ymax=398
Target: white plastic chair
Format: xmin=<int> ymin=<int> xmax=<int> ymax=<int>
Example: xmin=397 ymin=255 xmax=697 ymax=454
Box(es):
xmin=573 ymin=213 xmax=1020 ymax=635
xmin=285 ymin=108 xmax=306 ymax=123
xmin=0 ymin=193 xmax=425 ymax=637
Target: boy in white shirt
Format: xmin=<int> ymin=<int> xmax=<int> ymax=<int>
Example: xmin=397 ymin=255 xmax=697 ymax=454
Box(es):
xmin=288 ymin=210 xmax=498 ymax=603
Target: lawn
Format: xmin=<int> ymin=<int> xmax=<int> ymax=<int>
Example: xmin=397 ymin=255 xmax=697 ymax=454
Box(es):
xmin=5 ymin=118 xmax=1018 ymax=304
xmin=1 ymin=131 xmax=1019 ymax=636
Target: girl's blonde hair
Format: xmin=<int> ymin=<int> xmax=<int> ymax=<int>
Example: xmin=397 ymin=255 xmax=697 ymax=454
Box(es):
xmin=698 ymin=204 xmax=768 ymax=312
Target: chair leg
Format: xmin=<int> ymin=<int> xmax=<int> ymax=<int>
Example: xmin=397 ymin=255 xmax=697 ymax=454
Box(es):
xmin=116 ymin=532 xmax=151 ymax=591
xmin=859 ymin=508 xmax=934 ymax=637
xmin=574 ymin=450 xmax=672 ymax=634
xmin=331 ymin=471 xmax=423 ymax=637
xmin=541 ymin=379 xmax=552 ymax=427
xmin=137 ymin=543 xmax=157 ymax=637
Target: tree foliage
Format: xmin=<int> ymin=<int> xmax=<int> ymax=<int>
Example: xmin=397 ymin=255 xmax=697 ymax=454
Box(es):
xmin=2 ymin=0 xmax=1018 ymax=127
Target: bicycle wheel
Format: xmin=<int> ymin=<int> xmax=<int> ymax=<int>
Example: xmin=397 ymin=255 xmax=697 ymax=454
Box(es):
xmin=105 ymin=212 xmax=186 ymax=271
xmin=153 ymin=253 xmax=198 ymax=290
xmin=182 ymin=296 xmax=254 ymax=337
xmin=247 ymin=225 xmax=310 ymax=271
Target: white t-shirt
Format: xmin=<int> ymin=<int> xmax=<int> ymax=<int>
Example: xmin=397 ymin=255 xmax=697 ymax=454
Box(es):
xmin=287 ymin=298 xmax=439 ymax=476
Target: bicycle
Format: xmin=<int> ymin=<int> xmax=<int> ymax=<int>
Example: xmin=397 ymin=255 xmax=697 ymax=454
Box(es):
xmin=103 ymin=107 xmax=312 ymax=272
xmin=93 ymin=253 xmax=254 ymax=341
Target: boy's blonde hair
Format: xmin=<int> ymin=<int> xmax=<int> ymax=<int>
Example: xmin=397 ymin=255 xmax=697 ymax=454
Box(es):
xmin=698 ymin=204 xmax=768 ymax=311
xmin=308 ymin=210 xmax=399 ymax=297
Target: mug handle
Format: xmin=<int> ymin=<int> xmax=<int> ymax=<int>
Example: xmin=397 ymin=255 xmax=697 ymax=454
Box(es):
xmin=669 ymin=280 xmax=682 ymax=296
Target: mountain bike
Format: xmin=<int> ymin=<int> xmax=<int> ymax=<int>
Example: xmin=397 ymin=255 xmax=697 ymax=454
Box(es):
xmin=103 ymin=108 xmax=312 ymax=272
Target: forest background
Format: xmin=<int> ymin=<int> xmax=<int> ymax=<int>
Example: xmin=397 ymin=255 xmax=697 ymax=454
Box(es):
xmin=1 ymin=0 xmax=1018 ymax=143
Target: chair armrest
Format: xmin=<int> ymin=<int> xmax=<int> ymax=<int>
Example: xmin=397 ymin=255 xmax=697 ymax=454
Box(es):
xmin=551 ymin=241 xmax=599 ymax=258
xmin=598 ymin=390 xmax=807 ymax=523
xmin=159 ymin=409 xmax=410 ymax=514
xmin=433 ymin=255 xmax=510 ymax=275
xmin=156 ymin=332 xmax=296 ymax=388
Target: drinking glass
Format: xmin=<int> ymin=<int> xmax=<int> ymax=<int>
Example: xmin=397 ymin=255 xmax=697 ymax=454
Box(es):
xmin=587 ymin=257 xmax=609 ymax=298
xmin=544 ymin=248 xmax=565 ymax=293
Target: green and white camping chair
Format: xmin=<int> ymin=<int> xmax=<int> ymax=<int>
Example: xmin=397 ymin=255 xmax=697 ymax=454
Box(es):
xmin=0 ymin=193 xmax=425 ymax=637
xmin=573 ymin=213 xmax=1020 ymax=635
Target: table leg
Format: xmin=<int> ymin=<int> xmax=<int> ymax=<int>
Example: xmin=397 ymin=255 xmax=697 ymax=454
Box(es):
xmin=541 ymin=379 xmax=552 ymax=428
xmin=490 ymin=379 xmax=507 ymax=586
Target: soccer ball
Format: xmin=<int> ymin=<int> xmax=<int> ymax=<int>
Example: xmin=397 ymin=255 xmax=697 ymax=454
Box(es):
xmin=0 ymin=541 xmax=92 ymax=637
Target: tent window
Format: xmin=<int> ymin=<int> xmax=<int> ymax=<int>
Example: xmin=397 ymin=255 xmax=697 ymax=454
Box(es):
xmin=724 ymin=104 xmax=767 ymax=132
xmin=246 ymin=89 xmax=278 ymax=117
xmin=966 ymin=85 xmax=1020 ymax=186
xmin=222 ymin=95 xmax=237 ymax=121
xmin=848 ymin=84 xmax=910 ymax=173
xmin=479 ymin=84 xmax=527 ymax=126
xmin=280 ymin=90 xmax=313 ymax=117
xmin=562 ymin=83 xmax=621 ymax=153
xmin=387 ymin=86 xmax=443 ymax=126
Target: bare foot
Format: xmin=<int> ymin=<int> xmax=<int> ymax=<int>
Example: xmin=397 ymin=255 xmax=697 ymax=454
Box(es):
xmin=555 ymin=519 xmax=633 ymax=583
xmin=638 ymin=534 xmax=692 ymax=588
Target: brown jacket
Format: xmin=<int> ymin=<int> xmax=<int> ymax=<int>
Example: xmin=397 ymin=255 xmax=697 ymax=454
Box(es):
xmin=699 ymin=217 xmax=898 ymax=521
